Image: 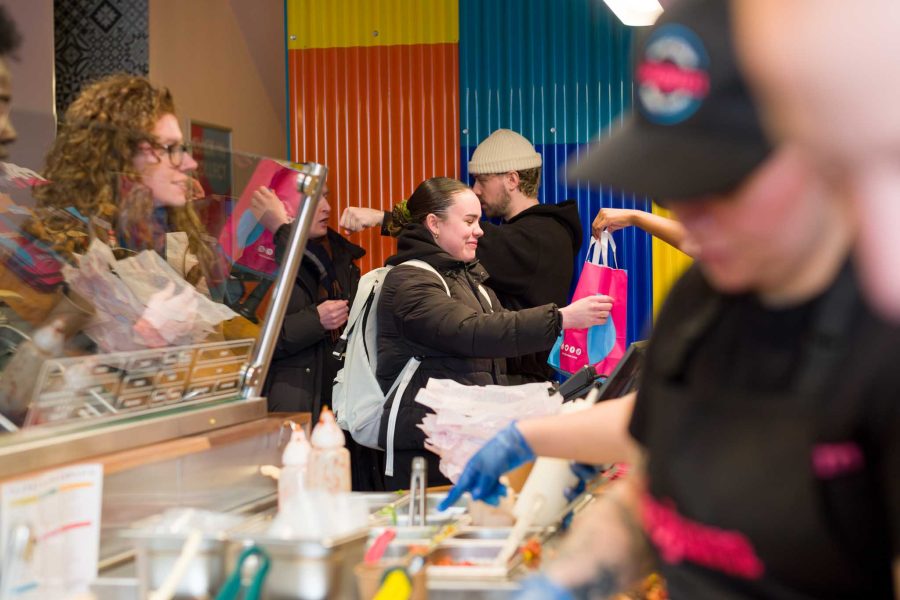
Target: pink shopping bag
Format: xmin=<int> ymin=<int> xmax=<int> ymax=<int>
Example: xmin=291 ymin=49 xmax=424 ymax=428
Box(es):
xmin=218 ymin=159 xmax=302 ymax=276
xmin=550 ymin=230 xmax=628 ymax=376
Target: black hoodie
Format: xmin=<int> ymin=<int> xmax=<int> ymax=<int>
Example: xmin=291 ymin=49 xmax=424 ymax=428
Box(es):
xmin=477 ymin=200 xmax=582 ymax=382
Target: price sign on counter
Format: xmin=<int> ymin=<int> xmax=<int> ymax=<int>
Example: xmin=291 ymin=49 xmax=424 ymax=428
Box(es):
xmin=0 ymin=464 xmax=103 ymax=599
xmin=27 ymin=338 xmax=256 ymax=426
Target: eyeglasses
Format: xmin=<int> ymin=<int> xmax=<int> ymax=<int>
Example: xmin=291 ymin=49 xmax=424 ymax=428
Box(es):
xmin=148 ymin=141 xmax=193 ymax=167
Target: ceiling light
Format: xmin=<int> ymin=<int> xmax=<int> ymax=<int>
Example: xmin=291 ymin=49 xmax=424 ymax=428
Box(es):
xmin=603 ymin=0 xmax=664 ymax=26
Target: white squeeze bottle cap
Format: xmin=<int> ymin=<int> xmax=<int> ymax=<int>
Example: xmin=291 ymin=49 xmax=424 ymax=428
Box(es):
xmin=33 ymin=318 xmax=66 ymax=356
xmin=310 ymin=406 xmax=345 ymax=449
xmin=278 ymin=422 xmax=311 ymax=511
xmin=283 ymin=425 xmax=311 ymax=466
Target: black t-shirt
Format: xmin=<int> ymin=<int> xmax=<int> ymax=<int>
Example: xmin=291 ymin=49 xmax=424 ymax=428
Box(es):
xmin=630 ymin=265 xmax=899 ymax=599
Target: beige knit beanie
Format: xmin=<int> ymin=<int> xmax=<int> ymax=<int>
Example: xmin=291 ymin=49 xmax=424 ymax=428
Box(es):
xmin=468 ymin=129 xmax=542 ymax=174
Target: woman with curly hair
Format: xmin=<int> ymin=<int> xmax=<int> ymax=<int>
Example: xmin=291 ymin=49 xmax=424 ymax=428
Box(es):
xmin=26 ymin=74 xmax=223 ymax=291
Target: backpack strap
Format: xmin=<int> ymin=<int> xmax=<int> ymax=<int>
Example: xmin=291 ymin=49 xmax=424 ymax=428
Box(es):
xmin=400 ymin=259 xmax=451 ymax=295
xmin=332 ymin=268 xmax=387 ymax=359
xmin=384 ymin=357 xmax=421 ymax=477
xmin=384 ymin=259 xmax=452 ymax=477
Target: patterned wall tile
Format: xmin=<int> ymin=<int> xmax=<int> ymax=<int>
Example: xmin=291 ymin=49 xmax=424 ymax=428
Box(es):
xmin=54 ymin=0 xmax=149 ymax=117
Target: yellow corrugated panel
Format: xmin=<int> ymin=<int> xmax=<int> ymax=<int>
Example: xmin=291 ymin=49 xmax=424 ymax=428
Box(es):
xmin=287 ymin=0 xmax=459 ymax=49
xmin=651 ymin=203 xmax=693 ymax=317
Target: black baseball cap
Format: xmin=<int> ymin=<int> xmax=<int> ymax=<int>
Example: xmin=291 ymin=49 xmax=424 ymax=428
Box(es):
xmin=567 ymin=0 xmax=771 ymax=202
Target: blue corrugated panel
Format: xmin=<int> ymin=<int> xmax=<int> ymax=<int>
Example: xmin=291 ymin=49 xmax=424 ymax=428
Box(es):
xmin=461 ymin=144 xmax=652 ymax=345
xmin=459 ymin=0 xmax=653 ymax=344
xmin=459 ymin=0 xmax=634 ymax=147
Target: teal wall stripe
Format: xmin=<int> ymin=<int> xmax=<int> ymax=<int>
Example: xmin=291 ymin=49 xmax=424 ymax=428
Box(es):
xmin=460 ymin=0 xmax=654 ymax=344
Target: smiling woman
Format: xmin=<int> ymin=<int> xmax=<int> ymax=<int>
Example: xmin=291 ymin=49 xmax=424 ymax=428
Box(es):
xmin=131 ymin=114 xmax=198 ymax=209
xmin=26 ymin=74 xmax=218 ymax=288
xmin=374 ymin=177 xmax=614 ymax=488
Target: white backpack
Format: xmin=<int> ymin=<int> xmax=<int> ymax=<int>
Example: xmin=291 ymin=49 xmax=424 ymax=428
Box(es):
xmin=332 ymin=260 xmax=450 ymax=476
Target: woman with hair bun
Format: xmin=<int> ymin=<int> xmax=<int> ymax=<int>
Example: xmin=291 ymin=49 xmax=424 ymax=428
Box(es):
xmin=376 ymin=177 xmax=612 ymax=488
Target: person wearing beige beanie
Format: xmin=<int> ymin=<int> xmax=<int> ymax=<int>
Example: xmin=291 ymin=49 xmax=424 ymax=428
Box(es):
xmin=340 ymin=129 xmax=583 ymax=383
xmin=468 ymin=128 xmax=543 ymax=220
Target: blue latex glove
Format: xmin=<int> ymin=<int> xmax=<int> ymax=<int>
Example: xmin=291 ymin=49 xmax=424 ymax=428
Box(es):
xmin=438 ymin=421 xmax=535 ymax=510
xmin=514 ymin=573 xmax=574 ymax=600
xmin=563 ymin=462 xmax=605 ymax=502
xmin=560 ymin=462 xmax=605 ymax=531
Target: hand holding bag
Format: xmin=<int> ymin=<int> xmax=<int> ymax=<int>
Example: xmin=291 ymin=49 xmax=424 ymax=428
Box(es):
xmin=549 ymin=230 xmax=628 ymax=376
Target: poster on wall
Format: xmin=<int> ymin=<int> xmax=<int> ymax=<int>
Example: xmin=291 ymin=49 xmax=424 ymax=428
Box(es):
xmin=189 ymin=120 xmax=233 ymax=238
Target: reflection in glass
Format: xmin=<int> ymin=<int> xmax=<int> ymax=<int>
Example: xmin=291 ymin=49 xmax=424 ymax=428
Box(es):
xmin=0 ymin=75 xmax=311 ymax=432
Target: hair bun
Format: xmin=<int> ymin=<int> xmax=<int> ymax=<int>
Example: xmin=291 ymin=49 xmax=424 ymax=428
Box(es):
xmin=388 ymin=200 xmax=412 ymax=237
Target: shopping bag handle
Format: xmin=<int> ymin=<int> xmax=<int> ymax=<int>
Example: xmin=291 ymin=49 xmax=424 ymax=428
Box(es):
xmin=586 ymin=237 xmax=600 ymax=266
xmin=587 ymin=231 xmax=618 ymax=269
xmin=600 ymin=229 xmax=618 ymax=269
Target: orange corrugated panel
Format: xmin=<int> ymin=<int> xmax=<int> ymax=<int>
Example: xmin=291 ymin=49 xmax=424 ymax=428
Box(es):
xmin=288 ymin=43 xmax=460 ymax=274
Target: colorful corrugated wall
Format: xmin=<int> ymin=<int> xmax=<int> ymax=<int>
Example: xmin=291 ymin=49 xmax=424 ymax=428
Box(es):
xmin=286 ymin=0 xmax=460 ymax=274
xmin=459 ymin=0 xmax=654 ymax=343
xmin=287 ymin=0 xmax=691 ymax=341
xmin=651 ymin=203 xmax=693 ymax=315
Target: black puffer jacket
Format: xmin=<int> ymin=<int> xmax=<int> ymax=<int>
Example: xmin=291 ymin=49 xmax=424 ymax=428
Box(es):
xmin=375 ymin=225 xmax=561 ymax=470
xmin=381 ymin=200 xmax=582 ymax=382
xmin=264 ymin=227 xmax=364 ymax=419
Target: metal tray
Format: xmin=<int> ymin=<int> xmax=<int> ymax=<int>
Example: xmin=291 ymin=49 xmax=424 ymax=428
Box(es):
xmin=375 ymin=541 xmax=518 ymax=581
xmin=427 ymin=544 xmax=512 ymax=580
xmin=454 ymin=526 xmax=549 ymax=541
xmin=132 ymin=534 xmax=230 ymax=599
xmin=230 ymin=528 xmax=368 ymax=600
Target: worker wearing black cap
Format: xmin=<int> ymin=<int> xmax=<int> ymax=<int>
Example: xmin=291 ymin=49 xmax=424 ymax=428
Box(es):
xmin=444 ymin=0 xmax=900 ymax=597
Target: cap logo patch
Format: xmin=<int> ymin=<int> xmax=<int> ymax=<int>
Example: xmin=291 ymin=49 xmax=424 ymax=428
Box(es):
xmin=637 ymin=24 xmax=710 ymax=125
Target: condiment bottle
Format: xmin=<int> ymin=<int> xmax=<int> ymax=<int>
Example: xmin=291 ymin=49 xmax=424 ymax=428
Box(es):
xmin=0 ymin=318 xmax=65 ymax=427
xmin=514 ymin=399 xmax=591 ymax=526
xmin=306 ymin=407 xmax=351 ymax=493
xmin=278 ymin=422 xmax=311 ymax=511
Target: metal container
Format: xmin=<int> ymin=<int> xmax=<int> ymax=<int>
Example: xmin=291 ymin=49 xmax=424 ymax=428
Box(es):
xmin=421 ymin=492 xmax=459 ymax=512
xmin=454 ymin=527 xmax=548 ymax=541
xmin=393 ymin=509 xmax=465 ymax=527
xmin=127 ymin=501 xmax=374 ymax=599
xmin=389 ymin=492 xmax=467 ymax=527
xmin=368 ymin=525 xmax=437 ymax=543
xmin=132 ymin=533 xmax=230 ymax=599
xmin=375 ymin=541 xmax=515 ymax=580
xmin=351 ymin=491 xmax=407 ymax=513
xmin=232 ymin=528 xmax=368 ymax=600
xmin=427 ymin=543 xmax=512 ymax=580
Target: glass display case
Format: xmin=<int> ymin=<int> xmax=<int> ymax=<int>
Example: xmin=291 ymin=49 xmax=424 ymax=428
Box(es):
xmin=0 ymin=118 xmax=326 ymax=478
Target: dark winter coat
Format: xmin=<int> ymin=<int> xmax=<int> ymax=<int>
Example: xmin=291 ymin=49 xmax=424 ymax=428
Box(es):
xmin=381 ymin=200 xmax=582 ymax=382
xmin=375 ymin=224 xmax=562 ymax=457
xmin=264 ymin=226 xmax=364 ymax=419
